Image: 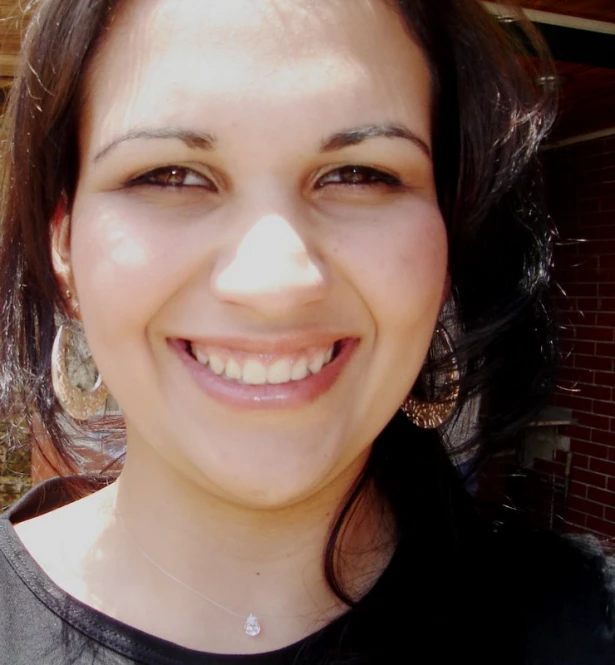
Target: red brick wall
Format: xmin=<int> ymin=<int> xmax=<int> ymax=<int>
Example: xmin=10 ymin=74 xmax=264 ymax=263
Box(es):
xmin=546 ymin=133 xmax=615 ymax=538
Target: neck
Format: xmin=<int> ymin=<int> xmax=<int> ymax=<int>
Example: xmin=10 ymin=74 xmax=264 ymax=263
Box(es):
xmin=116 ymin=445 xmax=363 ymax=563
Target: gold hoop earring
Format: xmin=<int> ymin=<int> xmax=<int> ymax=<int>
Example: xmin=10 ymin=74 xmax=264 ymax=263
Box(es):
xmin=402 ymin=325 xmax=460 ymax=429
xmin=51 ymin=323 xmax=108 ymax=420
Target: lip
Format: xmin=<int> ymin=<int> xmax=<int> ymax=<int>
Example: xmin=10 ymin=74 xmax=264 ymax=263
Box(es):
xmin=180 ymin=333 xmax=344 ymax=355
xmin=169 ymin=336 xmax=359 ymax=410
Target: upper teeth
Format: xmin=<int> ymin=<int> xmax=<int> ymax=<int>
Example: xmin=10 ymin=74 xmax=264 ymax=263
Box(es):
xmin=191 ymin=345 xmax=335 ymax=385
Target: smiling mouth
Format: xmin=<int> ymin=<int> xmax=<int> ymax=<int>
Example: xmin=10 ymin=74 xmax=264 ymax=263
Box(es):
xmin=183 ymin=340 xmax=345 ymax=386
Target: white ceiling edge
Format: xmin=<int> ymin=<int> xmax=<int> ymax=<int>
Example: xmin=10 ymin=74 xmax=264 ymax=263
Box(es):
xmin=483 ymin=2 xmax=615 ymax=35
xmin=544 ymin=126 xmax=615 ymax=150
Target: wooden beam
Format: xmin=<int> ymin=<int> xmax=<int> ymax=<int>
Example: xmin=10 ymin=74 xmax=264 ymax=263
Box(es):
xmin=484 ymin=2 xmax=615 ymax=34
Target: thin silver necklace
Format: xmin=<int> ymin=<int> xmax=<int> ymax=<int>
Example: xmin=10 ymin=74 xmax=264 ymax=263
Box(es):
xmin=117 ymin=513 xmax=262 ymax=637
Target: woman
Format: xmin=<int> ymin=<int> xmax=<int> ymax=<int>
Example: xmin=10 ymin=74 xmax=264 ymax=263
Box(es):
xmin=0 ymin=0 xmax=612 ymax=663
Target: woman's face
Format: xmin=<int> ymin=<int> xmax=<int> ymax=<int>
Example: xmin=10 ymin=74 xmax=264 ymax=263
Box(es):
xmin=58 ymin=0 xmax=448 ymax=507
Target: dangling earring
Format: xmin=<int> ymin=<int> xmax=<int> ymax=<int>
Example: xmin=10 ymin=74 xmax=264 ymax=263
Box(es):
xmin=51 ymin=322 xmax=109 ymax=420
xmin=402 ymin=325 xmax=460 ymax=429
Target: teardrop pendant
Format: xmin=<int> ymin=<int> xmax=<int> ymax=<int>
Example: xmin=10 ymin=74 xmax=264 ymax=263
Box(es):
xmin=244 ymin=613 xmax=261 ymax=637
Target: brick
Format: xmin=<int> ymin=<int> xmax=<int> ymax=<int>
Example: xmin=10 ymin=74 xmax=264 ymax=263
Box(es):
xmin=595 ymin=371 xmax=615 ymax=388
xmin=593 ymin=428 xmax=615 ymax=446
xmin=557 ymin=243 xmax=580 ymax=261
xmin=577 ymin=298 xmax=600 ymax=311
xmin=580 ymin=384 xmax=611 ymax=401
xmin=564 ymin=523 xmax=589 ymax=536
xmin=557 ymin=303 xmax=581 ymax=317
xmin=565 ymin=509 xmax=587 ymax=528
xmin=574 ymin=355 xmax=612 ymax=371
xmin=605 ymin=506 xmax=615 ymax=523
xmin=553 ymin=391 xmax=582 ymax=409
xmin=596 ymin=343 xmax=615 ymax=358
xmin=562 ymin=311 xmax=596 ymax=327
xmin=567 ymin=283 xmax=598 ymax=297
xmin=588 ymin=486 xmax=615 ymax=506
xmin=560 ymin=340 xmax=596 ymax=357
xmin=580 ymin=210 xmax=609 ymax=225
xmin=554 ymin=449 xmax=568 ymax=464
xmin=593 ymin=400 xmax=615 ymax=418
xmin=595 ymin=313 xmax=615 ymax=327
xmin=574 ymin=467 xmax=607 ymax=487
xmin=608 ymin=477 xmax=615 ymax=492
xmin=578 ymin=225 xmax=615 ymax=241
xmin=555 ymin=267 xmax=579 ymax=282
xmin=579 ymin=342 xmax=600 ymax=357
xmin=575 ymin=454 xmax=590 ymax=469
xmin=589 ymin=458 xmax=615 ymax=476
xmin=599 ymin=297 xmax=615 ymax=311
xmin=554 ymin=393 xmax=592 ymax=412
xmin=567 ymin=495 xmax=604 ymax=519
xmin=573 ymin=261 xmax=599 ymax=275
xmin=567 ymin=424 xmax=592 ymax=441
xmin=599 ymin=283 xmax=615 ymax=297
xmin=572 ymin=440 xmax=610 ymax=460
xmin=577 ymin=412 xmax=610 ymax=430
xmin=557 ymin=308 xmax=579 ymax=322
xmin=554 ymin=292 xmax=575 ymax=306
xmin=557 ymin=367 xmax=594 ymax=384
xmin=576 ymin=326 xmax=614 ymax=342
xmin=554 ymin=384 xmax=576 ymax=399
xmin=586 ymin=516 xmax=615 ymax=538
xmin=578 ymin=211 xmax=601 ymax=224
xmin=587 ymin=239 xmax=615 ymax=255
xmin=552 ymin=393 xmax=572 ymax=407
xmin=568 ymin=481 xmax=588 ymax=498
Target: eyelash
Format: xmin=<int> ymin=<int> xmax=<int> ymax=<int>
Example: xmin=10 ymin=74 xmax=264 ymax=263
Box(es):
xmin=125 ymin=165 xmax=402 ymax=191
xmin=315 ymin=165 xmax=402 ymax=189
xmin=126 ymin=166 xmax=216 ymax=190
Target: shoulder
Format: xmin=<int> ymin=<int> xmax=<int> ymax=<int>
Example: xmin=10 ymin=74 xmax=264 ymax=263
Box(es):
xmin=0 ymin=515 xmax=50 ymax=662
xmin=493 ymin=525 xmax=615 ymax=664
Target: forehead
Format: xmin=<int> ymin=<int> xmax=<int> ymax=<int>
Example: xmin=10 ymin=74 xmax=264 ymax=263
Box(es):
xmin=83 ymin=0 xmax=432 ymax=151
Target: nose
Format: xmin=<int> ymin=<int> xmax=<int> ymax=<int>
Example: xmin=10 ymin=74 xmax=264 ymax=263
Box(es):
xmin=211 ymin=213 xmax=327 ymax=318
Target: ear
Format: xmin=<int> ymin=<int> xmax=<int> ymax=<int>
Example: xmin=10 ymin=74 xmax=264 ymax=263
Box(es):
xmin=50 ymin=199 xmax=76 ymax=314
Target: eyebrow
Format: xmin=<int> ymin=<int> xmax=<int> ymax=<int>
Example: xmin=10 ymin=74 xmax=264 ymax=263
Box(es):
xmin=93 ymin=122 xmax=431 ymax=163
xmin=320 ymin=124 xmax=432 ymax=159
xmin=93 ymin=128 xmax=216 ymax=162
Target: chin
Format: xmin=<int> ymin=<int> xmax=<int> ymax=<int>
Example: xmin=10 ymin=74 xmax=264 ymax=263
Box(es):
xmin=177 ymin=444 xmax=349 ymax=510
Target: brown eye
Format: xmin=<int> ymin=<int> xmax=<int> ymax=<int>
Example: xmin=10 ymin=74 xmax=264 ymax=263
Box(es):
xmin=316 ymin=166 xmax=401 ymax=188
xmin=128 ymin=166 xmax=216 ymax=190
xmin=163 ymin=168 xmax=189 ymax=186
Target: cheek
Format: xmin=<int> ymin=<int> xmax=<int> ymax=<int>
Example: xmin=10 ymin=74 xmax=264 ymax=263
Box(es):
xmin=325 ymin=200 xmax=448 ymax=437
xmin=334 ymin=200 xmax=448 ymax=328
xmin=69 ymin=197 xmax=193 ymax=341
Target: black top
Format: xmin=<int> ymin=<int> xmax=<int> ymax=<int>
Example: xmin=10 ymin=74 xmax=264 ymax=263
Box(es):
xmin=0 ymin=477 xmax=614 ymax=664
